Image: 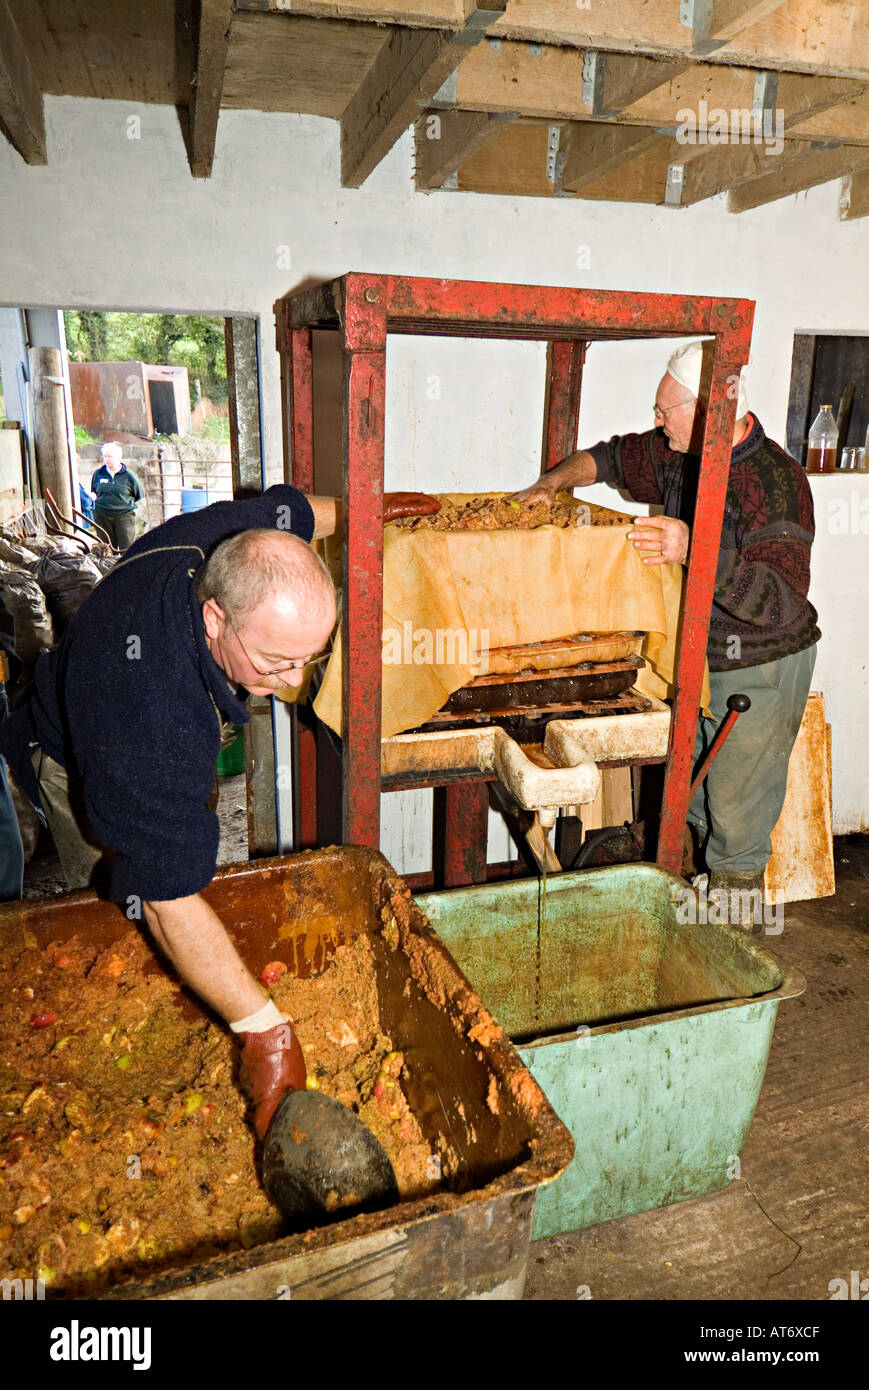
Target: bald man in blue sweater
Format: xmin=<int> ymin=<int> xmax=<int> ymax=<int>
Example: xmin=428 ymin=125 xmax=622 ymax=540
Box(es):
xmin=0 ymin=483 xmax=438 ymax=1138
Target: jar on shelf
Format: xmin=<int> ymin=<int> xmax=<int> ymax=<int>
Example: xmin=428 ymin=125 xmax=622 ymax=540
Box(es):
xmin=806 ymin=405 xmax=838 ymax=474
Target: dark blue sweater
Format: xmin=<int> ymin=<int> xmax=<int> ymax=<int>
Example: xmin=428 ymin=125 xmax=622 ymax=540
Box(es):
xmin=0 ymin=486 xmax=314 ymax=903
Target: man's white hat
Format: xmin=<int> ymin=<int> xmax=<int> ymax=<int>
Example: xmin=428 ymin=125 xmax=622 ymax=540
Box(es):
xmin=666 ymin=340 xmax=749 ymax=419
xmin=100 ymin=442 xmax=123 ymax=461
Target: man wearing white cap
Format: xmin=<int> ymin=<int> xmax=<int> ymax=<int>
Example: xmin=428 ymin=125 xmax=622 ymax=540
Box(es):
xmin=91 ymin=442 xmax=144 ymax=551
xmin=515 ymin=339 xmax=820 ymax=914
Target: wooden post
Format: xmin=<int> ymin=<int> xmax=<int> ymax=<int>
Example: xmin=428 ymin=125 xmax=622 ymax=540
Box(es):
xmin=225 ymin=315 xmax=280 ymax=856
xmin=30 ymin=345 xmax=74 ymax=518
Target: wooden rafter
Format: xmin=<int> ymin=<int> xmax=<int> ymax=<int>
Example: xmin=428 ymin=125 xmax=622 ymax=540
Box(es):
xmin=727 ymin=142 xmax=869 ymax=211
xmin=183 ymin=0 xmax=234 ymax=178
xmin=687 ymin=1 xmax=789 ymax=55
xmin=839 ymin=167 xmax=869 ymax=221
xmin=0 ymin=0 xmax=46 ymax=165
xmin=340 ymin=2 xmax=506 ymax=186
xmin=451 ymin=41 xmax=869 ymax=146
xmin=559 ymin=123 xmax=668 ymax=193
xmin=414 ymin=107 xmax=511 ymax=188
xmin=583 ymin=52 xmax=692 ymax=118
xmin=669 ymin=137 xmax=823 ymax=205
xmin=778 ymin=73 xmax=868 ymax=129
xmin=341 ymin=27 xmax=456 ymax=186
xmin=441 ymin=111 xmax=869 ymax=212
xmin=236 ymin=1 xmax=869 ymax=79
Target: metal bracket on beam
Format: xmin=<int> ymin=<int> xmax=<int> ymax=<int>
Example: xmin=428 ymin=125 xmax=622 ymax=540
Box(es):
xmin=546 ymin=125 xmax=562 ymax=184
xmin=582 ymin=51 xmax=604 ymax=110
xmin=581 ymin=50 xmax=618 ymax=118
xmin=664 ymin=162 xmax=686 ymax=206
xmin=752 ymin=70 xmax=780 ymax=123
xmin=430 ymin=71 xmax=458 ymax=109
xmin=455 ymin=6 xmax=509 ymax=45
xmin=679 ymin=0 xmax=727 ymax=55
xmin=465 ymin=7 xmax=509 ymax=28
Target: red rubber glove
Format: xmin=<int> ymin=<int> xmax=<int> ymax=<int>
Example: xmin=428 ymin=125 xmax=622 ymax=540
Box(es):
xmin=237 ymin=1020 xmax=307 ymax=1141
xmin=382 ymin=492 xmax=441 ymax=525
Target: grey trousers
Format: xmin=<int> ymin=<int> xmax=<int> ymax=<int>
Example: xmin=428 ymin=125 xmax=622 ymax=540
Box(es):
xmin=30 ymin=747 xmax=106 ymax=891
xmin=687 ymin=644 xmax=818 ymax=876
xmin=94 ymin=511 xmax=137 ymax=551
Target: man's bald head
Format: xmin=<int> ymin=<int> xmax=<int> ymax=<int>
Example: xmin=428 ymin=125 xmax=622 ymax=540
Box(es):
xmin=197 ymin=529 xmax=335 ymax=629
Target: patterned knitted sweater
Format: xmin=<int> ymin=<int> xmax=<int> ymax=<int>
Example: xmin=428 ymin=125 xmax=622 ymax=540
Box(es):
xmin=587 ymin=416 xmax=820 ymax=671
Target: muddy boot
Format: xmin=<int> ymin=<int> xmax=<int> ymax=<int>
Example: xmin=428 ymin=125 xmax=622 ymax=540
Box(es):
xmin=708 ymin=868 xmax=766 ymax=933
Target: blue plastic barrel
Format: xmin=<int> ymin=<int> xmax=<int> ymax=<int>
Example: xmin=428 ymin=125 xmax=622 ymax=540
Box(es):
xmin=180 ymin=488 xmax=215 ymax=513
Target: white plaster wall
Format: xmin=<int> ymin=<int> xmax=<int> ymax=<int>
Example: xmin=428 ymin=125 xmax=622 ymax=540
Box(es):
xmin=1 ymin=97 xmax=868 ymax=852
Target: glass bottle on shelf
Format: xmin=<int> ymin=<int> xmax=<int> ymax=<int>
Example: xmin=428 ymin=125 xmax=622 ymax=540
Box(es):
xmin=806 ymin=405 xmax=838 ymax=474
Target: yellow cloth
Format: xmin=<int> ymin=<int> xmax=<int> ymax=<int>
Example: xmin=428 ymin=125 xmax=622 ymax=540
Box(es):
xmin=307 ymin=496 xmax=709 ymax=738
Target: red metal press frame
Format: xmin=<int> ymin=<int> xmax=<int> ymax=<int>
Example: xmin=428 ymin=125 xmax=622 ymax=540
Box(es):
xmin=276 ymin=275 xmax=754 ymax=876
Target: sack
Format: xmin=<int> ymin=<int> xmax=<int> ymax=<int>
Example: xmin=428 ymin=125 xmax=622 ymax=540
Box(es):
xmin=35 ymin=551 xmax=102 ymax=629
xmin=0 ymin=565 xmax=55 ymax=663
xmin=0 ymin=536 xmax=40 ymax=570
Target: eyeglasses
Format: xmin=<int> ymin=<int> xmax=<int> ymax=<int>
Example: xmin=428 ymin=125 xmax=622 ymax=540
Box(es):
xmin=228 ymin=617 xmax=332 ymax=679
xmin=653 ymin=397 xmax=696 ymax=421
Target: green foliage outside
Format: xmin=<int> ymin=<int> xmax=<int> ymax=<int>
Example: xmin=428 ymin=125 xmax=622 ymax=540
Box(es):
xmin=65 ymin=311 xmax=228 ymax=408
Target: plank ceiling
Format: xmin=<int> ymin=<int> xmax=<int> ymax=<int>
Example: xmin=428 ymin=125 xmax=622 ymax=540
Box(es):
xmin=2 ymin=1 xmax=869 ymax=218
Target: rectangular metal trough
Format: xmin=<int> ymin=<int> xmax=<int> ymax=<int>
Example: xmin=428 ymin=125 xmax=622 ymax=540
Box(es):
xmin=0 ymin=849 xmax=573 ymax=1299
xmin=416 ymin=863 xmax=804 ymax=1239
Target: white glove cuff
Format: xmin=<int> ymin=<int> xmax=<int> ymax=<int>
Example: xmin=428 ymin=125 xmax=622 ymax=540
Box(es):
xmin=229 ymin=999 xmax=285 ymax=1034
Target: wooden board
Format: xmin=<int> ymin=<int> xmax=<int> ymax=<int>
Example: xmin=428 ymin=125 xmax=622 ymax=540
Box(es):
xmin=840 ymin=166 xmax=869 ymax=221
xmin=764 ymin=692 xmax=835 ymax=904
xmin=9 ymin=0 xmax=190 ymax=105
xmin=457 ymin=120 xmax=554 ymax=197
xmin=0 ymin=0 xmax=46 ymax=163
xmin=728 ymin=142 xmax=869 ymax=211
xmin=577 ymin=766 xmax=634 ymax=839
xmin=222 ymin=11 xmax=389 ymax=118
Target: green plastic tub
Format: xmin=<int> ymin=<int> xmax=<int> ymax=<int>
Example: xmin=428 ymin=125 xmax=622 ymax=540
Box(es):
xmin=416 ymin=864 xmax=804 ymax=1239
xmin=216 ymin=726 xmax=245 ymax=777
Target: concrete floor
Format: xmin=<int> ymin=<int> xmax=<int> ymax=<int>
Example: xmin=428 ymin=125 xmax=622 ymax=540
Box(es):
xmin=523 ymin=834 xmax=869 ymax=1302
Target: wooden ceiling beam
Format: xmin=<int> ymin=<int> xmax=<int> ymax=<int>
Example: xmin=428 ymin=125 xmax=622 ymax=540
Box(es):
xmin=236 ymin=2 xmax=869 ymax=78
xmin=582 ymin=52 xmax=692 ymax=118
xmin=668 ymin=136 xmax=819 ymax=204
xmin=778 ymin=72 xmax=869 ymax=129
xmin=727 ymin=142 xmax=869 ymax=211
xmin=453 ymin=42 xmax=869 ymax=144
xmin=183 ymin=0 xmax=234 ymax=178
xmin=340 ymin=3 xmax=506 ymax=186
xmin=341 ymin=27 xmax=459 ymax=186
xmin=559 ymin=122 xmax=669 ymax=192
xmin=686 ymin=2 xmax=789 ymax=56
xmin=0 ymin=0 xmax=47 ymax=164
xmin=839 ymin=168 xmax=869 ymax=221
xmin=237 ymin=0 xmax=465 ymax=23
xmin=413 ymin=107 xmax=511 ymax=187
